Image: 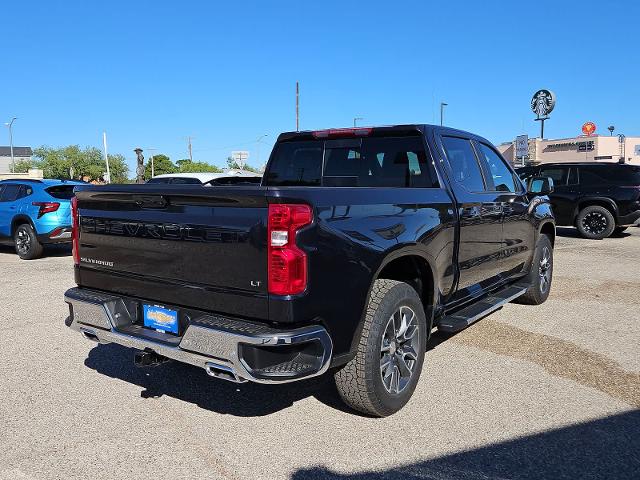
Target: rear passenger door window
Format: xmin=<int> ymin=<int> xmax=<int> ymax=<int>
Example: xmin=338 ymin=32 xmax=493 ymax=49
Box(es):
xmin=441 ymin=136 xmax=486 ymax=192
xmin=476 ymin=143 xmax=518 ymax=193
xmin=539 ymin=167 xmax=569 ymax=186
xmin=0 ymin=184 xmax=20 ymax=202
xmin=17 ymin=185 xmax=32 ymax=199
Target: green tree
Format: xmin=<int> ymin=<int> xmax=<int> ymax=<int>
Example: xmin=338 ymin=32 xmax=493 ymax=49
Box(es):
xmin=145 ymin=154 xmax=177 ymax=179
xmin=13 ymin=159 xmax=34 ymax=173
xmin=176 ymin=159 xmax=223 ymax=173
xmin=226 ymin=156 xmax=262 ymax=173
xmin=32 ymin=145 xmax=129 ymax=183
xmin=105 ymin=154 xmax=130 ymax=184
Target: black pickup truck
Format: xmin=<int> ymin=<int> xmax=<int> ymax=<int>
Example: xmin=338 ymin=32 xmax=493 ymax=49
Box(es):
xmin=65 ymin=125 xmax=556 ymax=416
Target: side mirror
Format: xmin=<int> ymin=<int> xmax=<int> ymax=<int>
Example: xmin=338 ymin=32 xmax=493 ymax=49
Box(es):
xmin=528 ymin=176 xmax=554 ymax=195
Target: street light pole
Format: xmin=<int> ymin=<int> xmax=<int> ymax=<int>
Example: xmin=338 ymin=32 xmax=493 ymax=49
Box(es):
xmin=256 ymin=134 xmax=268 ymax=167
xmin=353 ymin=117 xmax=364 ymax=127
xmin=440 ymin=103 xmax=447 ymax=126
xmin=5 ymin=117 xmax=17 ymax=173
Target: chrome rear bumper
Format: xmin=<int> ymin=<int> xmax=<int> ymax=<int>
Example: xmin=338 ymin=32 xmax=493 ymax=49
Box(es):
xmin=64 ymin=287 xmax=332 ymax=384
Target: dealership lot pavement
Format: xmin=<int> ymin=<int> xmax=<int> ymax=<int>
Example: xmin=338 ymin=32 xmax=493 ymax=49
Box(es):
xmin=1 ymin=229 xmax=638 ymax=480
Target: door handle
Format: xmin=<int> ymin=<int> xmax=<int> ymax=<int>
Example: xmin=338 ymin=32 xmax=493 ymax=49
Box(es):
xmin=462 ymin=206 xmax=482 ymax=217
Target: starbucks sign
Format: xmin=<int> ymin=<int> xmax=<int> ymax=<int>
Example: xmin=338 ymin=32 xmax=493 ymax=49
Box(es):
xmin=531 ymin=89 xmax=556 ymax=118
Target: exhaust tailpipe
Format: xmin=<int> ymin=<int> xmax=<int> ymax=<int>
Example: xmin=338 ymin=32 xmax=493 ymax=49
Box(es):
xmin=205 ymin=362 xmax=246 ymax=383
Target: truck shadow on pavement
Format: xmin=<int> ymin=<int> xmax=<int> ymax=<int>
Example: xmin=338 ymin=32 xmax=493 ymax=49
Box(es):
xmin=84 ymin=343 xmax=353 ymax=417
xmin=290 ymin=409 xmax=640 ymax=479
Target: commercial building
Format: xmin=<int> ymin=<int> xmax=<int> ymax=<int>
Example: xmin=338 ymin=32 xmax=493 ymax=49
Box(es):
xmin=498 ymin=135 xmax=640 ymax=166
xmin=0 ymin=146 xmax=33 ymax=173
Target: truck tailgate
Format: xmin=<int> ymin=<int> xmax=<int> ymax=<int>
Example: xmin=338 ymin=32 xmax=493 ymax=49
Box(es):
xmin=74 ymin=185 xmax=268 ymax=319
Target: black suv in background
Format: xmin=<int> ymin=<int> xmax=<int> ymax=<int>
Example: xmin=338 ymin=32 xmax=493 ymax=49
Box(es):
xmin=517 ymin=162 xmax=640 ymax=239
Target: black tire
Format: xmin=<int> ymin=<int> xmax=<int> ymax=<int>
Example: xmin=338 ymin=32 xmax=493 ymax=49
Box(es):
xmin=334 ymin=279 xmax=427 ymax=417
xmin=576 ymin=205 xmax=615 ymax=239
xmin=613 ymin=226 xmax=628 ymax=236
xmin=14 ymin=223 xmax=44 ymax=260
xmin=514 ymin=234 xmax=553 ymax=305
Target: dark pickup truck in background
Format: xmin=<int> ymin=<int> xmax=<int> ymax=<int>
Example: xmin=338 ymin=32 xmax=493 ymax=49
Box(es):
xmin=517 ymin=162 xmax=640 ymax=239
xmin=65 ymin=125 xmax=556 ymax=416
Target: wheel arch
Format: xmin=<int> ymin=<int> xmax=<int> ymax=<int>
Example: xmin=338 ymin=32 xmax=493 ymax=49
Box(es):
xmin=539 ymin=220 xmax=556 ymax=246
xmin=575 ymin=197 xmax=618 ymax=223
xmin=11 ymin=215 xmax=37 ymax=236
xmin=343 ymin=248 xmax=439 ymax=364
xmin=375 ymin=251 xmax=437 ymax=318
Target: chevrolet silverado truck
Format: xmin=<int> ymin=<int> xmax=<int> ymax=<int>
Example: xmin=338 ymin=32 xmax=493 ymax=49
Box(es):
xmin=64 ymin=125 xmax=556 ymax=417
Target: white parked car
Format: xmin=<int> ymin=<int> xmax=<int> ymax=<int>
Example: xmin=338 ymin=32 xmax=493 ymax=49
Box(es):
xmin=147 ymin=170 xmax=262 ymax=186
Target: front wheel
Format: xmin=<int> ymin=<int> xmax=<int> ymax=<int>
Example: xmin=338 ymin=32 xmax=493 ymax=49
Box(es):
xmin=576 ymin=205 xmax=615 ymax=239
xmin=514 ymin=234 xmax=553 ymax=305
xmin=334 ymin=279 xmax=427 ymax=417
xmin=14 ymin=223 xmax=44 ymax=260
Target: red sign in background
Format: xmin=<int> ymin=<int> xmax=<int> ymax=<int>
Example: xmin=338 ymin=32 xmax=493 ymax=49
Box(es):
xmin=582 ymin=122 xmax=597 ymax=136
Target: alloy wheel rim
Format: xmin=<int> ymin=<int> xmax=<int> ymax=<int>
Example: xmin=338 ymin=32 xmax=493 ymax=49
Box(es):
xmin=16 ymin=229 xmax=31 ymax=254
xmin=538 ymin=246 xmax=552 ymax=293
xmin=582 ymin=212 xmax=608 ymax=235
xmin=380 ymin=305 xmax=420 ymax=394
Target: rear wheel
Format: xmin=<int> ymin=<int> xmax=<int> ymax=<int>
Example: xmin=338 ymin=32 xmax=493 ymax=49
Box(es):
xmin=334 ymin=279 xmax=427 ymax=417
xmin=576 ymin=205 xmax=615 ymax=239
xmin=514 ymin=234 xmax=553 ymax=305
xmin=14 ymin=223 xmax=44 ymax=260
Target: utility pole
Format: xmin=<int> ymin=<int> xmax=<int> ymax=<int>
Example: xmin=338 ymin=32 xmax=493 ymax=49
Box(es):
xmin=4 ymin=117 xmax=17 ymax=173
xmin=102 ymin=132 xmax=111 ymax=183
xmin=188 ymin=136 xmax=193 ymax=162
xmin=440 ymin=102 xmax=447 ymax=126
xmin=296 ymin=81 xmax=299 ymax=132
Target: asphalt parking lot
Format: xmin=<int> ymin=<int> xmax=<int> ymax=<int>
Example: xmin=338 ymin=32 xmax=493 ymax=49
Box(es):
xmin=1 ymin=228 xmax=638 ymax=480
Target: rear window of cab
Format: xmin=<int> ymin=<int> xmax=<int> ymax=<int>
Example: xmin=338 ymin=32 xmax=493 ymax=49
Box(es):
xmin=264 ymin=136 xmax=438 ymax=188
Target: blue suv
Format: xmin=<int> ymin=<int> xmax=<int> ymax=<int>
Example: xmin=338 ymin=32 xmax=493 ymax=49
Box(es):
xmin=0 ymin=179 xmax=86 ymax=259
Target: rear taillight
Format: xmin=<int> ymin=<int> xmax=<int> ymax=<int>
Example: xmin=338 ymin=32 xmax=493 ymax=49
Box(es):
xmin=268 ymin=204 xmax=313 ymax=296
xmin=32 ymin=201 xmax=60 ymax=218
xmin=71 ymin=196 xmax=80 ymax=265
xmin=312 ymin=127 xmax=372 ymax=138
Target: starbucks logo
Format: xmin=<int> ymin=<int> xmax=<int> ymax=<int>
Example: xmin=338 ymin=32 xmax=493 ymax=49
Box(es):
xmin=531 ymin=90 xmax=556 ymax=118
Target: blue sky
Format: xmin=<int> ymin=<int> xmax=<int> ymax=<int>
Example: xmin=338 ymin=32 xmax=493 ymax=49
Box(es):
xmin=2 ymin=0 xmax=639 ymax=173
